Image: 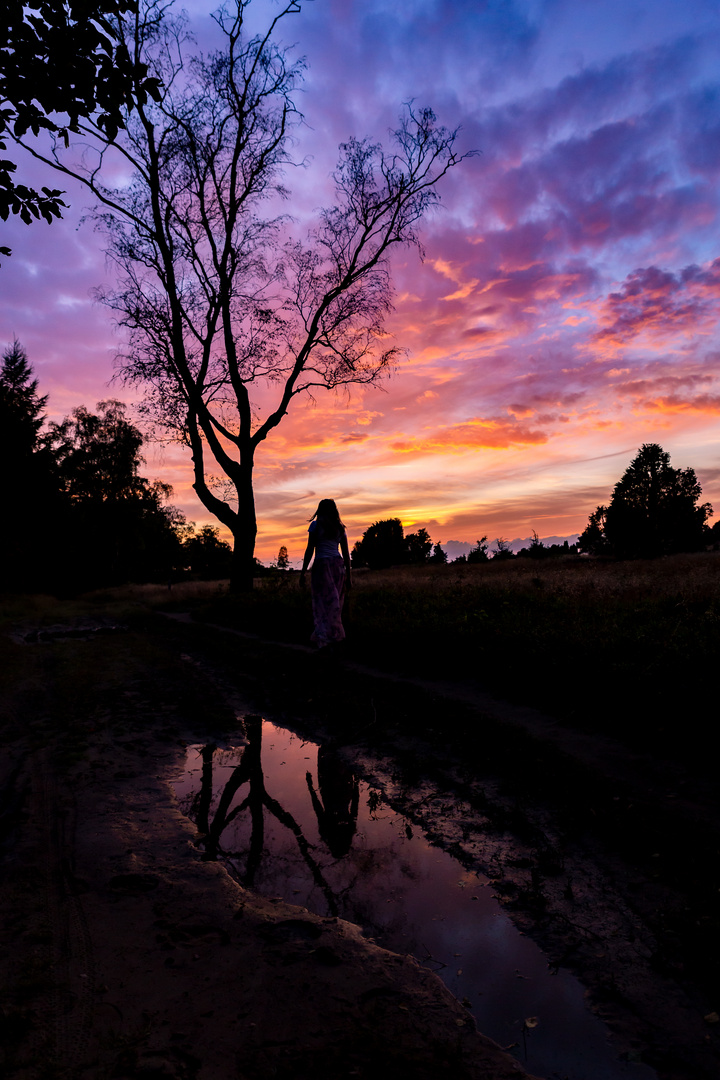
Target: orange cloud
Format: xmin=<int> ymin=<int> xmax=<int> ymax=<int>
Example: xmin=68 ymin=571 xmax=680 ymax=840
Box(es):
xmin=643 ymin=393 xmax=720 ymax=414
xmin=391 ymin=416 xmax=550 ymax=453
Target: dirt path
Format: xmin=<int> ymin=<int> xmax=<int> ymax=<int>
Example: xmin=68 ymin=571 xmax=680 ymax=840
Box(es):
xmin=0 ymin=616 xmax=535 ymax=1080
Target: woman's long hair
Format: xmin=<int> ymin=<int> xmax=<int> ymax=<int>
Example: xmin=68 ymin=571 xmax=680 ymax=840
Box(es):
xmin=310 ymin=499 xmax=344 ymax=539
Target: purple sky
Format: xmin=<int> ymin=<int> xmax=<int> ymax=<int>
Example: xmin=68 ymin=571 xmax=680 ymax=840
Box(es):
xmin=3 ymin=0 xmax=720 ymax=560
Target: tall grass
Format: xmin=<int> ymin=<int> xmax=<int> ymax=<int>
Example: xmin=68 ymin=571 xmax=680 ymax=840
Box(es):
xmin=188 ymin=553 xmax=720 ymax=762
xmin=6 ymin=554 xmax=716 ymax=762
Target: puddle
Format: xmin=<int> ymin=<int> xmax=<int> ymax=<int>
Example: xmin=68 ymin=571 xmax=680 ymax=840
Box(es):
xmin=172 ymin=717 xmax=656 ymax=1080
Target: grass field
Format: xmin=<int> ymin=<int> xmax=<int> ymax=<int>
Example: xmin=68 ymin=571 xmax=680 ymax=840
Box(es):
xmin=158 ymin=552 xmax=720 ymax=767
xmin=4 ymin=551 xmax=717 ymax=768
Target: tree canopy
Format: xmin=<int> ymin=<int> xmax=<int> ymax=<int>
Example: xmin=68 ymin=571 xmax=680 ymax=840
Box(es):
xmin=0 ymin=337 xmax=48 ymax=453
xmin=0 ymin=339 xmax=62 ymax=586
xmin=352 ymin=518 xmax=407 ymax=570
xmin=579 ymin=443 xmax=712 ymax=557
xmin=351 ymin=519 xmax=454 ymax=569
xmin=1 ymin=343 xmax=190 ymax=590
xmin=466 ymin=537 xmax=489 ymax=563
xmin=1 ymin=0 xmax=160 ymax=255
xmin=46 ymin=398 xmax=186 ymax=586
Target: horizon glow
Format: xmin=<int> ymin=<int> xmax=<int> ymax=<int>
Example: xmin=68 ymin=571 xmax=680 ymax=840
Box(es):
xmin=2 ymin=0 xmax=720 ymax=561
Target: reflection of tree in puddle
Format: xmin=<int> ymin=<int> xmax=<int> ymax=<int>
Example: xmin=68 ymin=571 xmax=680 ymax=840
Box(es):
xmin=186 ymin=717 xmax=360 ymax=916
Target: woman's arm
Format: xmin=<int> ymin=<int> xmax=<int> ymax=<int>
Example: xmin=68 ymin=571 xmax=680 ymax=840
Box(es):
xmin=300 ymin=532 xmax=316 ymax=581
xmin=340 ymin=530 xmax=352 ymax=586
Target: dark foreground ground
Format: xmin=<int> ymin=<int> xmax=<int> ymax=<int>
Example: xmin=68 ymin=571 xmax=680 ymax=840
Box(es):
xmin=1 ymin=594 xmax=719 ymax=1080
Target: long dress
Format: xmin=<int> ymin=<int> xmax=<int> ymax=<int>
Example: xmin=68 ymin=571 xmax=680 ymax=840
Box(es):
xmin=309 ymin=522 xmax=347 ymax=647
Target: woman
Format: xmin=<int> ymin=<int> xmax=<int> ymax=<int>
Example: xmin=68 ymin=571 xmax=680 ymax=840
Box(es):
xmin=301 ymin=499 xmax=351 ymax=648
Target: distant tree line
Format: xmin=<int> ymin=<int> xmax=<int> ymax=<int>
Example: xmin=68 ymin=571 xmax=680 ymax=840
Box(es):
xmin=0 ymin=341 xmax=233 ymax=591
xmin=351 ymin=521 xmax=579 ymax=570
xmin=351 ymin=444 xmax=717 ymax=572
xmin=351 ymin=519 xmax=448 ymax=570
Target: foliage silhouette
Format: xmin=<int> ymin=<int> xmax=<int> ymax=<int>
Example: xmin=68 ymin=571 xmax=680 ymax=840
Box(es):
xmin=352 ymin=518 xmax=407 ymax=570
xmin=491 ymin=538 xmax=513 ymax=560
xmin=1 ymin=0 xmax=161 ymax=256
xmin=579 ymin=444 xmax=712 ymax=557
xmin=577 ymin=507 xmax=609 ymax=556
xmin=405 ymin=528 xmax=433 ymax=565
xmin=466 ymin=537 xmax=489 ymax=564
xmin=353 ymin=520 xmax=455 ymax=568
xmin=0 ymin=339 xmax=61 ymax=587
xmin=517 ymin=531 xmax=544 ymax=559
xmin=516 ymin=533 xmax=578 ymax=560
xmin=276 ymin=545 xmax=289 ymax=570
xmin=182 ymin=524 xmax=233 ymax=578
xmin=429 ymin=542 xmax=448 ymax=564
xmin=11 ymin=0 xmax=471 ymax=589
xmin=47 ymin=398 xmax=185 ymax=586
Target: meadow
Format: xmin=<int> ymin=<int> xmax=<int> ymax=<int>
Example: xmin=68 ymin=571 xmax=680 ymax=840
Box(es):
xmin=10 ymin=551 xmax=715 ymax=768
xmin=136 ymin=551 xmax=720 ymax=768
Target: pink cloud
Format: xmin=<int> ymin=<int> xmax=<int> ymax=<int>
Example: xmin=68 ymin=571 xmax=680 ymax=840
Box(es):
xmin=595 ymin=259 xmax=720 ymax=344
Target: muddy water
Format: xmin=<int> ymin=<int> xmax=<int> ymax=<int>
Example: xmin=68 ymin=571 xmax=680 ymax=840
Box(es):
xmin=172 ymin=718 xmax=656 ymax=1080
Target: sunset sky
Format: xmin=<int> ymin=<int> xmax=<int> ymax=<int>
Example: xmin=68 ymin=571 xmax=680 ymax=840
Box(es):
xmin=3 ymin=0 xmax=720 ymax=562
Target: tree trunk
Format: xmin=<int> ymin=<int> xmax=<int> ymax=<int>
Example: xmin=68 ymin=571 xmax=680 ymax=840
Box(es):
xmin=229 ymin=464 xmax=258 ymax=592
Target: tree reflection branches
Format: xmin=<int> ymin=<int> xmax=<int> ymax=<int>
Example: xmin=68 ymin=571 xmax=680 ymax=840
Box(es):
xmin=188 ymin=718 xmax=359 ymax=917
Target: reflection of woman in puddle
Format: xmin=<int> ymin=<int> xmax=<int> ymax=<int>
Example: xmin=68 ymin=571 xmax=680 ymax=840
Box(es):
xmin=306 ymin=747 xmax=360 ymax=858
xmin=300 ymin=499 xmax=351 ymax=649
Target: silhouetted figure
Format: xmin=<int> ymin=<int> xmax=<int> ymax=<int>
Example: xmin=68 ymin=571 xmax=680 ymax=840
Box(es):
xmin=306 ymin=746 xmax=360 ymax=858
xmin=300 ymin=499 xmax=351 ymax=648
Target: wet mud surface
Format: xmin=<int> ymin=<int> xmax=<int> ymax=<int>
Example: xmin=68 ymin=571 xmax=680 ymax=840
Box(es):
xmin=172 ymin=727 xmax=655 ymax=1080
xmin=170 ymin=613 xmax=720 ymax=1080
xmin=1 ymin=608 xmax=719 ymax=1079
xmin=0 ymin=616 xmax=535 ymax=1080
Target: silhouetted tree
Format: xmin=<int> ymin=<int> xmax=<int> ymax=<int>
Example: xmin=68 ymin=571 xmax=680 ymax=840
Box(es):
xmin=276 ymin=545 xmax=289 ymax=570
xmin=12 ymin=0 xmax=470 ymax=589
xmin=405 ymin=527 xmax=432 ymax=564
xmin=516 ymin=532 xmax=540 ymax=559
xmin=0 ymin=339 xmax=62 ymax=586
xmin=516 ymin=531 xmax=579 ymax=559
xmin=428 ymin=542 xmax=447 ymax=564
xmin=48 ymin=399 xmax=184 ymax=585
xmin=466 ymin=536 xmax=489 ymax=564
xmin=0 ymin=338 xmax=47 ymax=449
xmin=1 ymin=0 xmax=160 ymax=256
xmin=352 ymin=518 xmax=407 ymax=570
xmin=183 ymin=524 xmax=232 ymax=578
xmin=51 ymin=399 xmax=146 ymax=502
xmin=578 ymin=507 xmax=610 ymax=555
xmin=580 ymin=444 xmax=712 ymax=557
xmin=491 ymin=537 xmax=514 ymax=560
